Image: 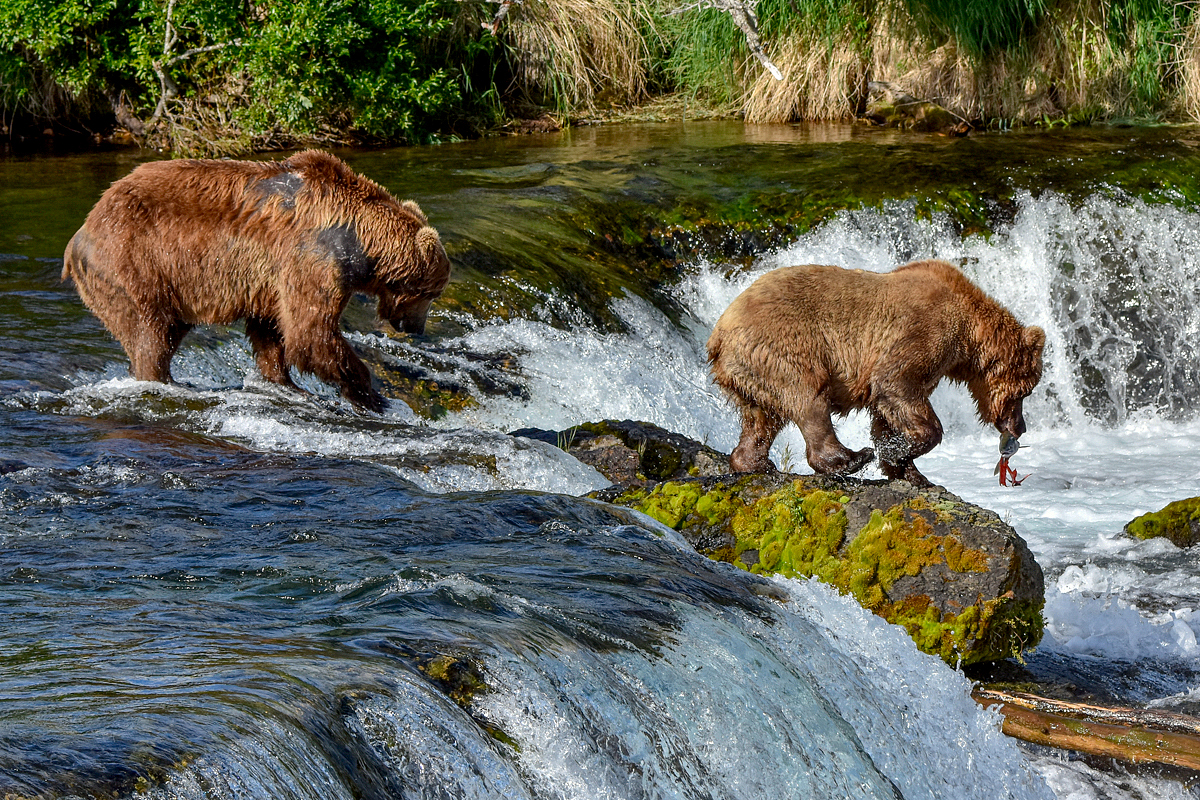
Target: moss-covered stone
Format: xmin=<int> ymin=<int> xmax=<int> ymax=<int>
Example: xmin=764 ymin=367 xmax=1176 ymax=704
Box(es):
xmin=601 ymin=473 xmax=1044 ymax=665
xmin=1125 ymin=497 xmax=1200 ymax=547
xmin=512 ymin=419 xmax=729 ymax=487
xmin=417 ymin=653 xmax=488 ymax=708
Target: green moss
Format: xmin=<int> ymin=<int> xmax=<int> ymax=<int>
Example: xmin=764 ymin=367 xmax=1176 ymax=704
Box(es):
xmin=369 ymin=360 xmax=479 ymax=421
xmin=733 ymin=483 xmax=848 ymax=580
xmin=614 ymin=477 xmax=1036 ymax=664
xmin=1125 ymin=497 xmax=1200 ymax=547
xmin=618 ymin=480 xmax=742 ymax=530
xmin=418 ymin=654 xmax=488 ymax=708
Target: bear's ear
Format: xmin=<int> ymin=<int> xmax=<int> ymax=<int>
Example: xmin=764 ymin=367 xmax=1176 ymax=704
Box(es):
xmin=1023 ymin=325 xmax=1046 ymax=354
xmin=417 ymin=226 xmax=450 ymax=279
xmin=402 ymin=200 xmax=428 ymax=225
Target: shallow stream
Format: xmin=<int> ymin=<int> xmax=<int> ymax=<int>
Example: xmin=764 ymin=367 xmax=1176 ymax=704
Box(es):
xmin=5 ymin=122 xmax=1200 ymax=798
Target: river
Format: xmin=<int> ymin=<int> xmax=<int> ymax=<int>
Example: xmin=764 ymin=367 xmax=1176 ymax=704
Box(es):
xmin=4 ymin=122 xmax=1200 ymax=798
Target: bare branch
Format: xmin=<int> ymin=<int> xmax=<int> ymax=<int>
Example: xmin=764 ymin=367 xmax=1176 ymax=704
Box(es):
xmin=145 ymin=0 xmax=242 ymax=135
xmin=479 ymin=0 xmax=520 ymax=34
xmin=163 ymin=40 xmax=244 ymax=68
xmin=672 ymin=0 xmax=782 ymax=80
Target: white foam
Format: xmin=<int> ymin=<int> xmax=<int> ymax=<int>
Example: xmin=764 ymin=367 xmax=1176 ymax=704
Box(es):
xmin=474 ymin=574 xmax=1054 ymax=800
xmin=41 ymin=373 xmax=609 ymax=496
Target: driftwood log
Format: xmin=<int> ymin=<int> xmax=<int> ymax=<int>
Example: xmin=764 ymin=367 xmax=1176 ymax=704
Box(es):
xmin=974 ymin=687 xmax=1200 ymax=770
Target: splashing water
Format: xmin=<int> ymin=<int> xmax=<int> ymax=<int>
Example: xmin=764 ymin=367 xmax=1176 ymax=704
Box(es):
xmin=433 ymin=189 xmax=1200 ymax=779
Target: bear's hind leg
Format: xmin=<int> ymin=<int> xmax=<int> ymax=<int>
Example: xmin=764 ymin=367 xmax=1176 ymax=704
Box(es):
xmin=126 ymin=317 xmax=190 ymax=383
xmin=795 ymin=403 xmax=873 ymax=476
xmin=246 ymin=317 xmax=299 ymax=390
xmin=730 ymin=405 xmax=785 ymax=472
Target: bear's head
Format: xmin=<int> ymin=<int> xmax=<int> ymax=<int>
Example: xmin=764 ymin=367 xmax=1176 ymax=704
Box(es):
xmin=375 ymin=224 xmax=452 ymax=335
xmin=971 ymin=324 xmax=1046 ymax=438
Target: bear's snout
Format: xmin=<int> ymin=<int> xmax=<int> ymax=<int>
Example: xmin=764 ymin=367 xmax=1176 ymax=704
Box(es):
xmin=384 ymin=296 xmax=434 ymax=335
xmin=998 ymin=404 xmax=1027 ymax=439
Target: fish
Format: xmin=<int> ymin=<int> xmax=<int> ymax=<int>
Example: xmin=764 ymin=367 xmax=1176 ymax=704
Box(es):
xmin=994 ymin=432 xmax=1029 ymax=486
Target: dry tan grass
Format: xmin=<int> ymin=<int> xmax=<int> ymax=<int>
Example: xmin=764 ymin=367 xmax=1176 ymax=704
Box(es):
xmin=1176 ymin=7 xmax=1200 ymax=120
xmin=864 ymin=0 xmax=1188 ymax=124
xmin=502 ymin=0 xmax=659 ymax=109
xmin=743 ymin=30 xmax=865 ymax=122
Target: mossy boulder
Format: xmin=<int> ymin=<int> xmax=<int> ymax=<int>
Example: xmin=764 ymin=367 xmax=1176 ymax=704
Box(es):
xmin=511 ymin=419 xmax=729 ymax=487
xmin=595 ymin=473 xmax=1044 ymax=665
xmin=1125 ymin=498 xmax=1200 ymax=547
xmin=864 ymin=81 xmax=970 ymax=136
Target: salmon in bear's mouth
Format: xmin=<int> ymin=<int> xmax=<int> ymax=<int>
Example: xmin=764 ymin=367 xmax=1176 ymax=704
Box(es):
xmin=994 ymin=432 xmax=1029 ymax=486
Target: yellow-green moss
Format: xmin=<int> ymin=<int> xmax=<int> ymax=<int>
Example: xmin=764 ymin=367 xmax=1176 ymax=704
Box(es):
xmin=418 ymin=654 xmax=487 ymax=708
xmin=1125 ymin=497 xmax=1200 ymax=548
xmin=614 ymin=478 xmax=1037 ymax=664
xmin=733 ymin=483 xmax=848 ymax=580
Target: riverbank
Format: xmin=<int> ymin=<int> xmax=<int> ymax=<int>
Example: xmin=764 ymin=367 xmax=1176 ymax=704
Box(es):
xmin=4 ymin=0 xmax=1200 ymax=155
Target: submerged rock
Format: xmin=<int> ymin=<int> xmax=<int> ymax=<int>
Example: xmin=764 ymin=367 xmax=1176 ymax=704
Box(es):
xmin=594 ymin=471 xmax=1044 ymax=665
xmin=510 ymin=419 xmax=729 ymax=487
xmin=1125 ymin=498 xmax=1200 ymax=547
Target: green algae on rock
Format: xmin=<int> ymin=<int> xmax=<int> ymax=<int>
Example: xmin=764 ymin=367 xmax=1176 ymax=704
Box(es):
xmin=598 ymin=473 xmax=1044 ymax=665
xmin=1125 ymin=497 xmax=1200 ymax=547
xmin=512 ymin=419 xmax=729 ymax=487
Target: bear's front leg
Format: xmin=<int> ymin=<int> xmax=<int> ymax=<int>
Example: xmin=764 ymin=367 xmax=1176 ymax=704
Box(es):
xmin=292 ymin=329 xmax=386 ymax=413
xmin=870 ymin=402 xmax=942 ymax=488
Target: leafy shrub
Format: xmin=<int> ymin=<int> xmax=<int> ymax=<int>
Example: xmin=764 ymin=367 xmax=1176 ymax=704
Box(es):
xmin=0 ymin=0 xmax=501 ymax=151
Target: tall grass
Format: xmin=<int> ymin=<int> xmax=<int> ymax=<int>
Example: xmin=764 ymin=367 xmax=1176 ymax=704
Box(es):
xmin=499 ymin=0 xmax=660 ymax=112
xmin=654 ymin=0 xmax=1200 ymax=125
xmin=901 ymin=0 xmax=1047 ymax=56
xmin=869 ymin=0 xmax=1196 ymax=124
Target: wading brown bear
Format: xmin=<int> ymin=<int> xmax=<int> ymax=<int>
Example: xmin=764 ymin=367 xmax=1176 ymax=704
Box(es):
xmin=62 ymin=149 xmax=451 ymax=413
xmin=707 ymin=259 xmax=1045 ymax=487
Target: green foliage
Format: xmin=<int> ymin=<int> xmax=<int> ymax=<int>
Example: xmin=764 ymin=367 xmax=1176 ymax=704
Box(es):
xmin=6 ymin=0 xmax=1200 ymax=147
xmin=0 ymin=0 xmax=502 ymax=149
xmin=1106 ymin=0 xmax=1192 ymax=115
xmin=902 ymin=0 xmax=1047 ymax=56
xmin=659 ymin=7 xmax=745 ymax=106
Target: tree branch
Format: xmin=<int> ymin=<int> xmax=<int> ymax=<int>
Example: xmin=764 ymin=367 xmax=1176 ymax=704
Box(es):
xmin=974 ymin=687 xmax=1200 ymax=770
xmin=670 ymin=0 xmax=782 ymax=80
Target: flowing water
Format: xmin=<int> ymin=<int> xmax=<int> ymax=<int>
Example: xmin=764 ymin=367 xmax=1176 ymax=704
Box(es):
xmin=5 ymin=123 xmax=1200 ymax=798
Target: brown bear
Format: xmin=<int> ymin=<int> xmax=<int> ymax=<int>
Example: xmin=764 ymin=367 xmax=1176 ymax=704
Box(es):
xmin=62 ymin=149 xmax=451 ymax=413
xmin=707 ymin=259 xmax=1045 ymax=487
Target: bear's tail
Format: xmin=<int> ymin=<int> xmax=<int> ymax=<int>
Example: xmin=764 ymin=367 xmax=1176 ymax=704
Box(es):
xmin=61 ymin=236 xmax=78 ymax=283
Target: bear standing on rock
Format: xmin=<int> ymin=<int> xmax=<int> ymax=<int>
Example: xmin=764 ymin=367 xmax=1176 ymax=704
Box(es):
xmin=707 ymin=260 xmax=1045 ymax=487
xmin=62 ymin=150 xmax=451 ymax=413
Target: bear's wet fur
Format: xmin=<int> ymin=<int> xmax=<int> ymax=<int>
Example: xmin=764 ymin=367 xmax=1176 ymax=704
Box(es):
xmin=707 ymin=259 xmax=1045 ymax=487
xmin=62 ymin=149 xmax=451 ymax=412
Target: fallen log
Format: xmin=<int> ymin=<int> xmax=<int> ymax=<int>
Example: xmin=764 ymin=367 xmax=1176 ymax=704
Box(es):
xmin=973 ymin=687 xmax=1200 ymax=770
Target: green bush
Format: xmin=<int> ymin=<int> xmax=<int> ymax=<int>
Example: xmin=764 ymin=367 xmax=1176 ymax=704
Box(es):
xmin=0 ymin=0 xmax=502 ymax=150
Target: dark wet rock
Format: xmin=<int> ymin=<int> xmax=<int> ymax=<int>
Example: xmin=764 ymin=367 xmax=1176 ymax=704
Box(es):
xmin=1125 ymin=497 xmax=1200 ymax=547
xmin=510 ymin=419 xmax=729 ymax=487
xmin=864 ymin=81 xmax=971 ymax=136
xmin=591 ymin=459 xmax=1043 ymax=665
